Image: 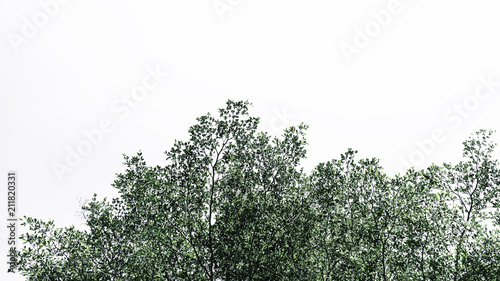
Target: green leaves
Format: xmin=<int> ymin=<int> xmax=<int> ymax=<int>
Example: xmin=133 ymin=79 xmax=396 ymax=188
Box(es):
xmin=15 ymin=102 xmax=500 ymax=280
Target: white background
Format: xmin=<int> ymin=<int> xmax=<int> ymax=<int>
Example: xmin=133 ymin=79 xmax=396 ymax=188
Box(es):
xmin=2 ymin=0 xmax=500 ymax=279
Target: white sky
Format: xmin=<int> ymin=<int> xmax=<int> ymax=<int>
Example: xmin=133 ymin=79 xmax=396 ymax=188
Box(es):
xmin=2 ymin=1 xmax=500 ymax=279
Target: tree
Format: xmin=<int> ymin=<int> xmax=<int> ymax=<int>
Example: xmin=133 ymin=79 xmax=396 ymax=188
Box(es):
xmin=435 ymin=129 xmax=500 ymax=280
xmin=16 ymin=100 xmax=314 ymax=280
xmin=14 ymin=101 xmax=500 ymax=280
xmin=308 ymin=150 xmax=456 ymax=280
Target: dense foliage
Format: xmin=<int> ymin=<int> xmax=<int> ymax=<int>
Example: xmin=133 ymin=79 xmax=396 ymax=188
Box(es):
xmin=15 ymin=100 xmax=500 ymax=280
